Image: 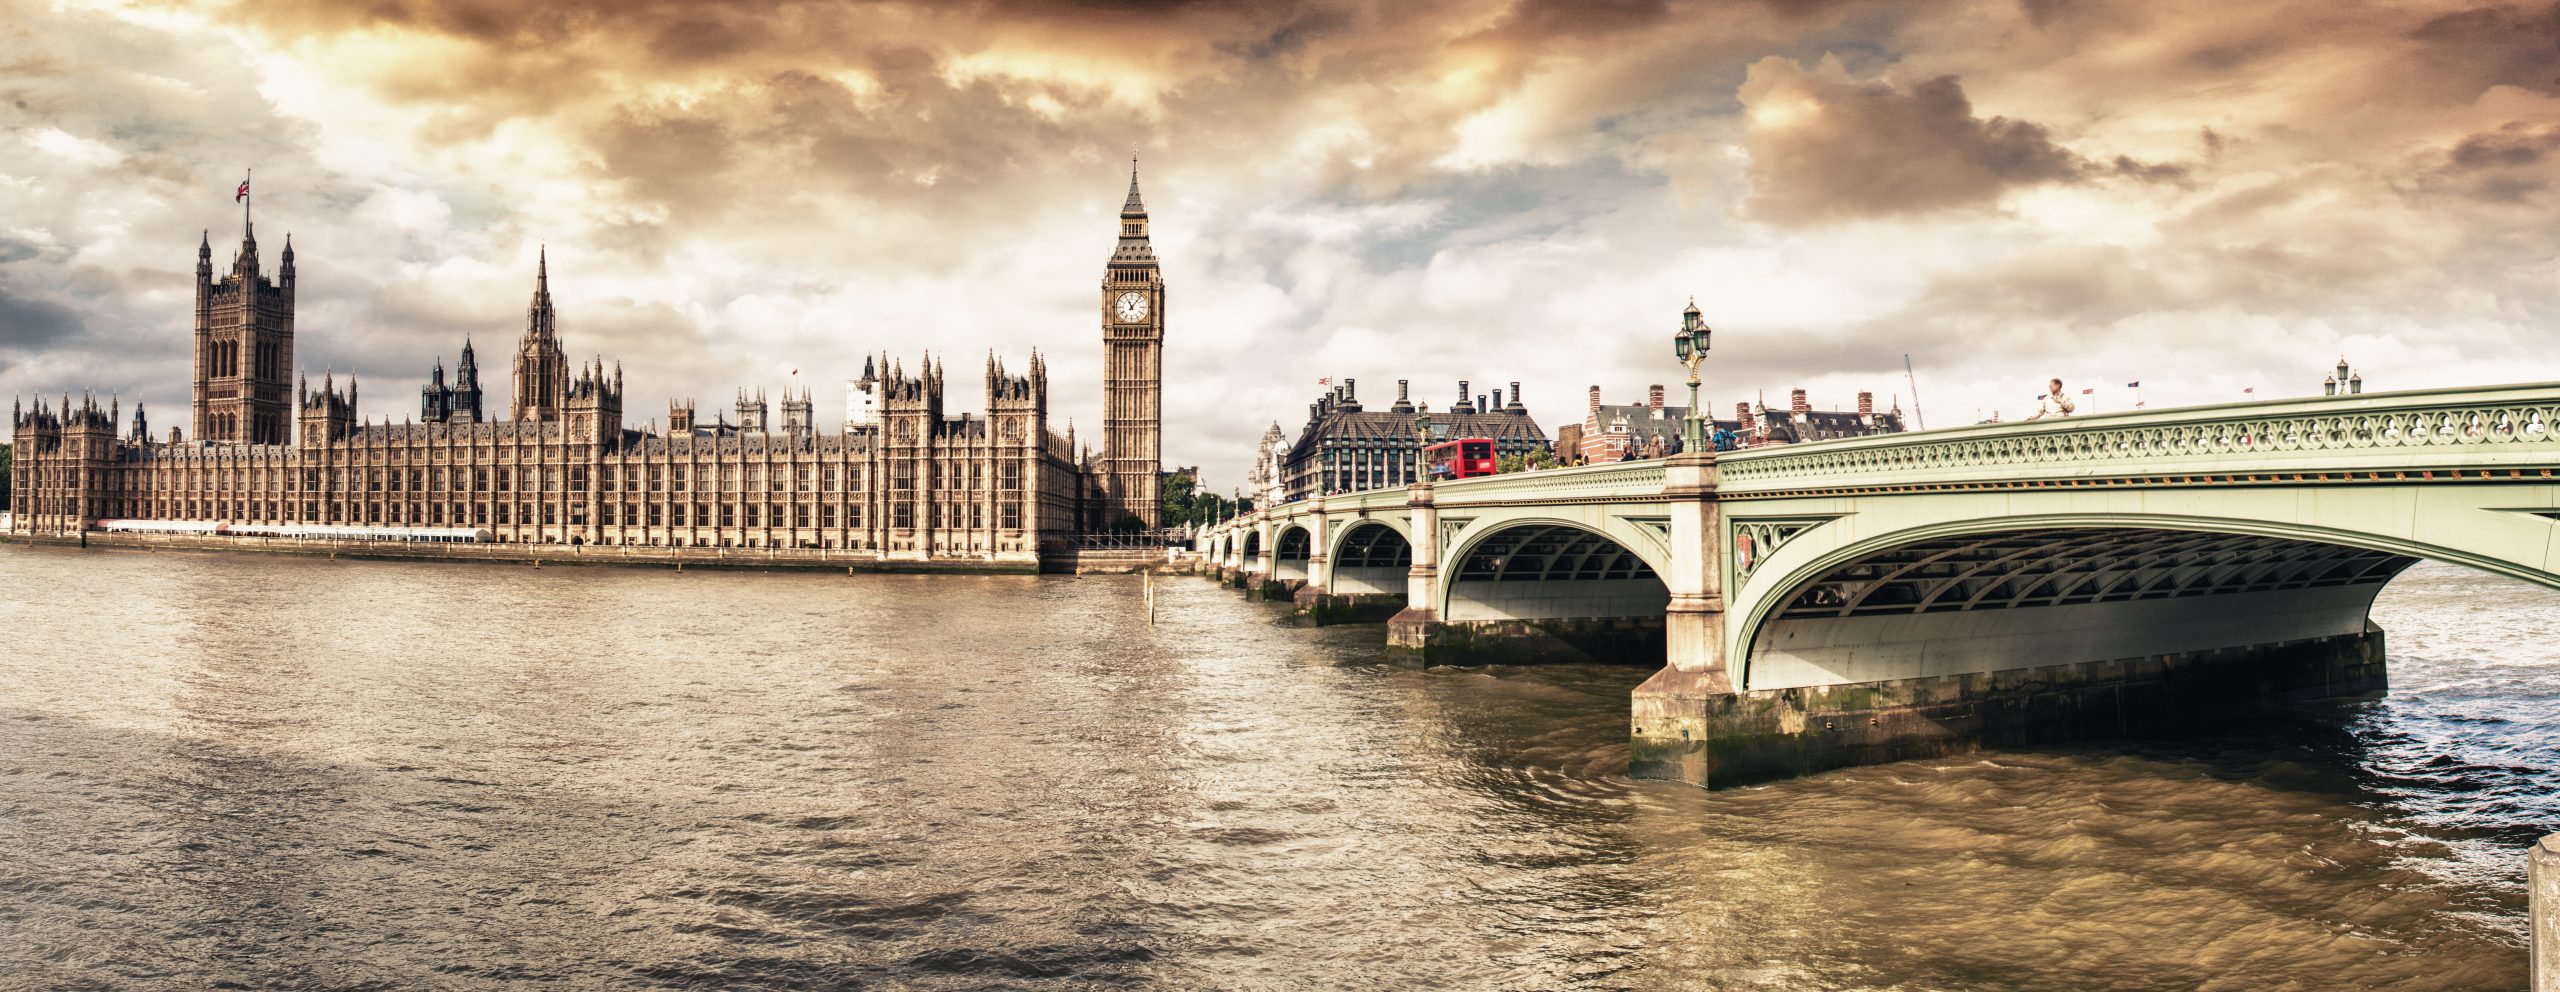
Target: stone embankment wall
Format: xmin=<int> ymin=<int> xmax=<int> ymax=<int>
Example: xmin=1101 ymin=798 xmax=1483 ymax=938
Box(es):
xmin=13 ymin=531 xmax=1040 ymax=574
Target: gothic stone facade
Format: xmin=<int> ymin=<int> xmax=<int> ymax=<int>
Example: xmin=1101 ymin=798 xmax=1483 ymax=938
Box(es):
xmin=12 ymin=220 xmax=1115 ymax=556
xmin=1097 ymin=163 xmax=1165 ymax=529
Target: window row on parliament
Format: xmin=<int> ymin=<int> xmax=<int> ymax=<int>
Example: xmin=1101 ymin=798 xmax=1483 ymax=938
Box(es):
xmin=10 ymin=170 xmax=1173 ymax=561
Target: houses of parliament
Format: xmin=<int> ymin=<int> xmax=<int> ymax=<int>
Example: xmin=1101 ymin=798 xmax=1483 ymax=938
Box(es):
xmin=8 ymin=169 xmax=1171 ymax=555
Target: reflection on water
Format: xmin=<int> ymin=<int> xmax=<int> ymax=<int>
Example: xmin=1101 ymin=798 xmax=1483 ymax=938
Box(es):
xmin=0 ymin=548 xmax=2549 ymax=990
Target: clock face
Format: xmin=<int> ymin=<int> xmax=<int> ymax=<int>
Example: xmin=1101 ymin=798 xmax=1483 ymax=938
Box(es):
xmin=1114 ymin=291 xmax=1148 ymax=323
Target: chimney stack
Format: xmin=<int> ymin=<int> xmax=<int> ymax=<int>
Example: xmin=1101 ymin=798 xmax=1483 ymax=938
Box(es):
xmin=1589 ymin=385 xmax=1602 ymax=413
xmin=1398 ymin=379 xmax=1409 ymax=403
xmin=1736 ymin=401 xmax=1750 ymax=423
xmin=1346 ymin=378 xmax=1357 ymax=400
xmin=1857 ymin=391 xmax=1874 ymax=416
xmin=1648 ymin=384 xmax=1665 ymax=414
xmin=1791 ymin=388 xmax=1810 ymax=415
xmin=1508 ymin=382 xmax=1521 ymax=409
xmin=1458 ymin=379 xmax=1470 ymax=402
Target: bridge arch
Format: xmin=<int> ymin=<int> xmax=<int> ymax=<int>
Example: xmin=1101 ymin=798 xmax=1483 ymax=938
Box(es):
xmin=1327 ymin=519 xmax=1412 ymax=596
xmin=1725 ymin=508 xmax=2557 ymax=692
xmin=1274 ymin=524 xmax=1314 ymax=582
xmin=1240 ymin=528 xmax=1263 ymax=565
xmin=1437 ymin=516 xmax=1672 ymax=625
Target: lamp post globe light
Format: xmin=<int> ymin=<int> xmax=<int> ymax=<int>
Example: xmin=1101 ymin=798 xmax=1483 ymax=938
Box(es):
xmin=1673 ymin=298 xmax=1712 ymax=452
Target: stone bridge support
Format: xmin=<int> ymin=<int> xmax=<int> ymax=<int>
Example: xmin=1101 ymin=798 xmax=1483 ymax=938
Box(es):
xmin=1630 ymin=452 xmax=1737 ymax=786
xmin=1246 ymin=518 xmax=1290 ymax=600
xmin=1302 ymin=499 xmax=1330 ymax=592
xmin=1290 ymin=499 xmax=1382 ymax=624
xmin=1385 ymin=483 xmax=1440 ymax=650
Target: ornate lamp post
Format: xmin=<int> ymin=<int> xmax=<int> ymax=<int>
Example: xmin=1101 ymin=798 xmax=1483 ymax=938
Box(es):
xmin=1672 ymin=298 xmax=1713 ymax=452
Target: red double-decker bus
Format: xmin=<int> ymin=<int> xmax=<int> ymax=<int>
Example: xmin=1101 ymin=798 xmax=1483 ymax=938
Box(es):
xmin=1425 ymin=437 xmax=1498 ymax=480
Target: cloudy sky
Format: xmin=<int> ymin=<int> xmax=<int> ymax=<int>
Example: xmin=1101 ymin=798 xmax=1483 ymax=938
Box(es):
xmin=4 ymin=0 xmax=2555 ymax=483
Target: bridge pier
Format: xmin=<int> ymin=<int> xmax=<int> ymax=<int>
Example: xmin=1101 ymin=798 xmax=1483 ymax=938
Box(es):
xmin=1635 ymin=625 xmax=2389 ymax=789
xmin=1293 ymin=588 xmax=1406 ymax=625
xmin=1252 ymin=519 xmax=1277 ymax=596
xmin=1630 ymin=451 xmax=1740 ymax=783
xmin=1385 ymin=483 xmax=1442 ymax=656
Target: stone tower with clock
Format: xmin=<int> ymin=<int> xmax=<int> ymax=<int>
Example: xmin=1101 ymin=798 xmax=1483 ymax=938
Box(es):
xmin=1100 ymin=161 xmax=1165 ymax=530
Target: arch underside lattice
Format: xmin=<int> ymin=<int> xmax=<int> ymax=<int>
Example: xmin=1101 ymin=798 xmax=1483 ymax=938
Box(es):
xmin=1774 ymin=528 xmax=2417 ymax=620
xmin=1744 ymin=524 xmax=2427 ymax=690
xmin=1334 ymin=522 xmax=1411 ymax=569
xmin=1456 ymin=524 xmax=1660 ymax=583
xmin=1444 ymin=523 xmax=1667 ymax=622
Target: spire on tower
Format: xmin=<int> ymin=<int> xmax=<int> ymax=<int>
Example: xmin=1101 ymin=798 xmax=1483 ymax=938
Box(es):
xmin=531 ymin=246 xmax=553 ymax=318
xmin=1121 ymin=156 xmax=1146 ymax=215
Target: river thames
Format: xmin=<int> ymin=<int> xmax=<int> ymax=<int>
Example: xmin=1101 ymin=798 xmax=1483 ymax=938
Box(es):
xmin=0 ymin=546 xmax=2551 ymax=990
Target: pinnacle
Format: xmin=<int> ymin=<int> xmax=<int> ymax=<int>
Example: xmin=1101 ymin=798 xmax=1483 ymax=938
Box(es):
xmin=1121 ymin=156 xmax=1146 ymax=214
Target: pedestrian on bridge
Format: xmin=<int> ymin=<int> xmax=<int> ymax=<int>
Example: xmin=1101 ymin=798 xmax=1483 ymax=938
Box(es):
xmin=2025 ymin=378 xmax=2077 ymax=421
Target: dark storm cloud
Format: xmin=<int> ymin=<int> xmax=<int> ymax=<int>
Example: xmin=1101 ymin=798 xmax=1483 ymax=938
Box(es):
xmin=2424 ymin=121 xmax=2560 ymax=201
xmin=1737 ymin=57 xmax=2175 ymax=224
xmin=2447 ymin=121 xmax=2560 ymax=169
xmin=0 ymin=287 xmax=82 ymax=350
xmin=2406 ymin=3 xmax=2560 ymax=95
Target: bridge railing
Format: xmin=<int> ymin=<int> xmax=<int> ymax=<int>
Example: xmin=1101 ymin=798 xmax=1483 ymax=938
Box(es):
xmin=1431 ymin=458 xmax=1668 ymax=505
xmin=1259 ymin=459 xmax=1674 ymax=518
xmin=1714 ymin=382 xmax=2560 ymax=492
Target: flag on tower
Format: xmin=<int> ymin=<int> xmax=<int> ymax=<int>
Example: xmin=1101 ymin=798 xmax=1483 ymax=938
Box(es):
xmin=1318 ymin=376 xmax=1331 ymax=386
xmin=2081 ymin=388 xmax=2093 ymax=395
xmin=236 ymin=177 xmax=250 ymax=202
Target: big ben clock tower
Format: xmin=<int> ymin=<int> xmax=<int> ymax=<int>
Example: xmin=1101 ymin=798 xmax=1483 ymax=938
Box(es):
xmin=1100 ymin=160 xmax=1165 ymax=530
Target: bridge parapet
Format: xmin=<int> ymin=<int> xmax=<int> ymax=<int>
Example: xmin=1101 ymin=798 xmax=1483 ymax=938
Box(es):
xmin=1717 ymin=383 xmax=2560 ymax=494
xmin=1428 ymin=458 xmax=1668 ymax=505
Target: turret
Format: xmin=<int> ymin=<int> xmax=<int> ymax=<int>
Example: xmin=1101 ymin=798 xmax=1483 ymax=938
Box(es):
xmin=564 ymin=353 xmax=623 ymax=444
xmin=299 ymin=367 xmax=357 ymax=444
xmin=782 ymin=386 xmax=814 ymax=437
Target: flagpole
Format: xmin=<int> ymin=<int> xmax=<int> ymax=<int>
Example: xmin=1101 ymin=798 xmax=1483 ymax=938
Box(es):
xmin=242 ymin=168 xmax=251 ymax=239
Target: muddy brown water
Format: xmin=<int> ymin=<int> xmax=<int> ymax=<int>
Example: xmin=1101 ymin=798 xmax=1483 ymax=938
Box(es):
xmin=1 ymin=546 xmax=2551 ymax=990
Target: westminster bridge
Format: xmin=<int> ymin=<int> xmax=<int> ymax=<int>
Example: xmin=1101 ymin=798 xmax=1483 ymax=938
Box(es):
xmin=1195 ymin=383 xmax=2560 ymax=788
